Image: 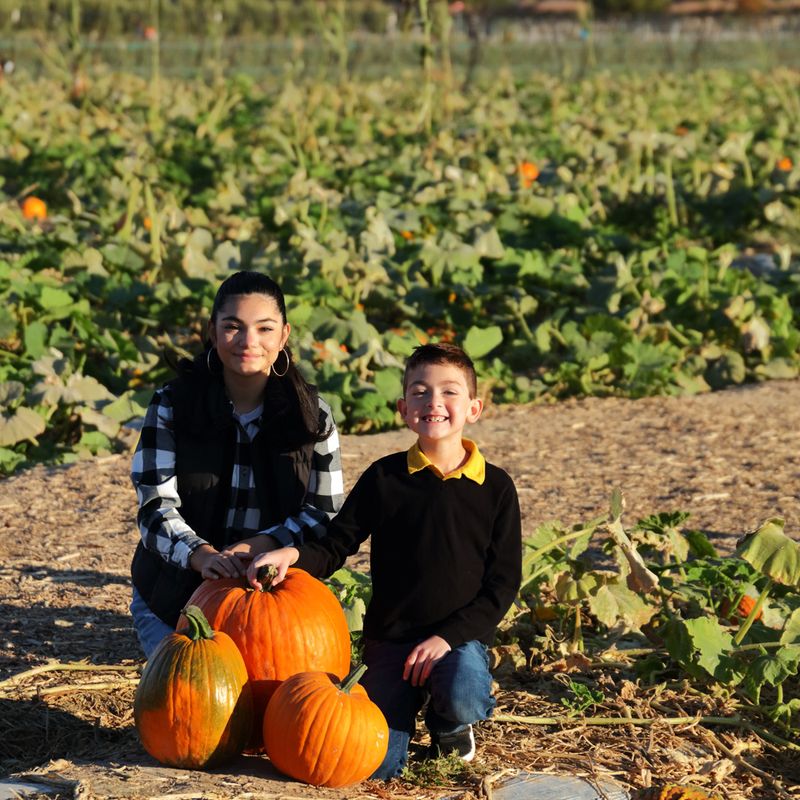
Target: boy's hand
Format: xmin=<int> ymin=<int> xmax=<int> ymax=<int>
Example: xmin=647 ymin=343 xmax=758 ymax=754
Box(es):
xmin=246 ymin=547 xmax=300 ymax=589
xmin=403 ymin=636 xmax=451 ymax=687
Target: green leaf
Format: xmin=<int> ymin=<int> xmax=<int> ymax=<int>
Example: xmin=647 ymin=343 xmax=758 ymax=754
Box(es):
xmin=373 ymin=368 xmax=402 ymax=402
xmin=463 ymin=325 xmax=503 ymax=359
xmin=103 ymin=390 xmax=151 ymax=423
xmin=684 ymin=616 xmax=735 ymax=677
xmin=736 ymin=518 xmax=800 ymax=587
xmin=588 ymin=579 xmax=658 ymax=631
xmin=24 ymin=321 xmax=48 ymax=358
xmin=780 ymin=608 xmax=800 ymax=646
xmin=744 ymin=647 xmax=800 ymax=700
xmin=684 ymin=529 xmax=718 ymax=558
xmin=0 ymin=381 xmax=25 ymax=409
xmin=39 ymin=286 xmax=73 ymax=309
xmin=0 ymin=406 xmax=46 ymax=446
xmin=0 ymin=306 xmax=17 ymax=340
xmin=0 ymin=446 xmax=26 ymax=473
xmin=472 ymin=226 xmax=505 ymax=260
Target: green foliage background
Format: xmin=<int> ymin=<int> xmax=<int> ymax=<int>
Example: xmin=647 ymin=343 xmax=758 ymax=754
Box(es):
xmin=0 ymin=7 xmax=798 ymax=475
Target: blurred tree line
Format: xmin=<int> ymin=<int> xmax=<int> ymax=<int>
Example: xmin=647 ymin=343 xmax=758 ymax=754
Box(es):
xmin=0 ymin=0 xmax=793 ymax=37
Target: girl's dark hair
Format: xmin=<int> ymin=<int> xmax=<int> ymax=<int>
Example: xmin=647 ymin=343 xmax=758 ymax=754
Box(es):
xmin=185 ymin=270 xmax=329 ymax=443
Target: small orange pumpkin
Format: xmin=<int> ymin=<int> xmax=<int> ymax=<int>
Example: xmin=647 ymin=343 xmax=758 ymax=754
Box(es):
xmin=264 ymin=663 xmax=389 ymax=787
xmin=134 ymin=605 xmax=253 ymax=769
xmin=720 ymin=592 xmax=762 ymax=623
xmin=21 ymin=196 xmax=47 ymax=221
xmin=518 ymin=160 xmax=540 ymax=188
xmin=182 ymin=566 xmax=351 ymax=748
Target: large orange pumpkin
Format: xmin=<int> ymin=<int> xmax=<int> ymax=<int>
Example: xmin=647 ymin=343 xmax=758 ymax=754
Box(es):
xmin=182 ymin=566 xmax=351 ymax=747
xmin=264 ymin=663 xmax=389 ymax=787
xmin=134 ymin=605 xmax=253 ymax=769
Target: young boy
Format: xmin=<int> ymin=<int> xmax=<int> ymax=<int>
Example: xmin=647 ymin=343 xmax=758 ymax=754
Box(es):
xmin=247 ymin=343 xmax=522 ymax=779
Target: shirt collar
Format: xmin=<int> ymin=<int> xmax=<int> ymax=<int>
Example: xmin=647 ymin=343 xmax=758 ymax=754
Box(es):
xmin=406 ymin=438 xmax=485 ymax=484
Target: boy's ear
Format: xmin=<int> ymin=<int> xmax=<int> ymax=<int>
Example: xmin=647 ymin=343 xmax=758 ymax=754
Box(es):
xmin=467 ymin=396 xmax=483 ymax=424
xmin=397 ymin=397 xmax=407 ymax=419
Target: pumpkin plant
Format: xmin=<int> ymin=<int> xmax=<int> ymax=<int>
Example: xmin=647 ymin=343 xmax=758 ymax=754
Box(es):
xmin=133 ymin=605 xmax=253 ymax=769
xmin=182 ymin=565 xmax=351 ymax=748
xmin=264 ymin=663 xmax=389 ymax=787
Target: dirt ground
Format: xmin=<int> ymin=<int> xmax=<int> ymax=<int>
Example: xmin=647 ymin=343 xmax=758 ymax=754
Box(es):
xmin=1 ymin=380 xmax=799 ymax=800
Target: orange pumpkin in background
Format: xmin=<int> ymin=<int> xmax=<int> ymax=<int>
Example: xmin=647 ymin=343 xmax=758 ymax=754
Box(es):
xmin=21 ymin=196 xmax=47 ymax=221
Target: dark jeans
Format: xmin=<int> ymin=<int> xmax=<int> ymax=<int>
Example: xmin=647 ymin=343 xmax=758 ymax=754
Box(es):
xmin=361 ymin=638 xmax=495 ymax=780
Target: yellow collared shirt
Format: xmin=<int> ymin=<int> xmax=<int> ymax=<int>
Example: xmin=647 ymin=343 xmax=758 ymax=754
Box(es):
xmin=406 ymin=438 xmax=486 ymax=484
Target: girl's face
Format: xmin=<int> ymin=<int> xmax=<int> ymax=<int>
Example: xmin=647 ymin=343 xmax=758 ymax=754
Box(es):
xmin=209 ymin=293 xmax=290 ymax=379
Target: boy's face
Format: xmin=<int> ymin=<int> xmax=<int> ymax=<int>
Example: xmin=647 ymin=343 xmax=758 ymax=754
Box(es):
xmin=398 ymin=362 xmax=483 ymax=444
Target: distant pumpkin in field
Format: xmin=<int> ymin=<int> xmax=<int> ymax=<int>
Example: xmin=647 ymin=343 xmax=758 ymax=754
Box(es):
xmin=21 ymin=196 xmax=47 ymax=221
xmin=518 ymin=160 xmax=540 ymax=188
xmin=776 ymin=156 xmax=793 ymax=172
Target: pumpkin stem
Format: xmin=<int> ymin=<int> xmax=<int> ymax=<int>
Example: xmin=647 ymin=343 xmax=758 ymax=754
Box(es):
xmin=338 ymin=663 xmax=368 ymax=694
xmin=255 ymin=564 xmax=279 ymax=592
xmin=181 ymin=605 xmax=215 ymax=641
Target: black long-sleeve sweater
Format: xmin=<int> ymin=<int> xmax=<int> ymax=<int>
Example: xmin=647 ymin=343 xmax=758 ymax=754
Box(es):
xmin=295 ymin=451 xmax=522 ymax=648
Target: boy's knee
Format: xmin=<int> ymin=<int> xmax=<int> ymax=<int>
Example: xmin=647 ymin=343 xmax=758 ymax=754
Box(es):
xmin=441 ymin=682 xmax=495 ymax=724
xmin=431 ymin=643 xmax=495 ymax=723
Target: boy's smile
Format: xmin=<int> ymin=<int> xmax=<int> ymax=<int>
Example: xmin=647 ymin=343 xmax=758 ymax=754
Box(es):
xmin=398 ymin=363 xmax=483 ymax=446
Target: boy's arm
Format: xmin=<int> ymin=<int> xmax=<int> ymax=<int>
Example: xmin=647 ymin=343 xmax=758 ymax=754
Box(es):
xmin=247 ymin=462 xmax=376 ymax=587
xmin=433 ymin=477 xmax=522 ymax=649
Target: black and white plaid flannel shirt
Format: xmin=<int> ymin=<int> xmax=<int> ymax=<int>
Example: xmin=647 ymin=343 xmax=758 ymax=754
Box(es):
xmin=131 ymin=385 xmax=344 ymax=568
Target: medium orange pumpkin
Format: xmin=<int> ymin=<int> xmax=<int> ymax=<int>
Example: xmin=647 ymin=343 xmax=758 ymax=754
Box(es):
xmin=264 ymin=663 xmax=389 ymax=787
xmin=182 ymin=566 xmax=351 ymax=747
xmin=133 ymin=605 xmax=253 ymax=769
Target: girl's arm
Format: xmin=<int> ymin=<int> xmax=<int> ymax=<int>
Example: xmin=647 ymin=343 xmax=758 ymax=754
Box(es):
xmin=131 ymin=387 xmax=210 ymax=569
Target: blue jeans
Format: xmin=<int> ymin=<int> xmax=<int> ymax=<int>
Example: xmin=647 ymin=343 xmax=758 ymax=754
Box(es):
xmin=130 ymin=587 xmax=174 ymax=659
xmin=361 ymin=638 xmax=495 ymax=780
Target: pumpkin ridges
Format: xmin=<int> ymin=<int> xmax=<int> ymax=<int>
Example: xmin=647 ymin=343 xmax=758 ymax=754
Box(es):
xmin=305 ymin=679 xmax=345 ymax=785
xmin=134 ymin=608 xmax=252 ymax=769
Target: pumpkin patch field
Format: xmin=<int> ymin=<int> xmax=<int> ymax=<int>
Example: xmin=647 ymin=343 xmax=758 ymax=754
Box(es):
xmin=1 ymin=26 xmax=800 ymax=800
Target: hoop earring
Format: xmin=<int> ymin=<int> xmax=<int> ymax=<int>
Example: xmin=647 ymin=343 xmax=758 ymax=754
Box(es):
xmin=206 ymin=347 xmax=222 ymax=376
xmin=272 ymin=347 xmax=290 ymax=377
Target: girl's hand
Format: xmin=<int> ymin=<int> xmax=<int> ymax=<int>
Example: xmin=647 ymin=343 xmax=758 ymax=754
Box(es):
xmin=190 ymin=544 xmax=247 ymax=580
xmin=247 ymin=547 xmax=300 ymax=589
xmin=403 ymin=636 xmax=451 ymax=687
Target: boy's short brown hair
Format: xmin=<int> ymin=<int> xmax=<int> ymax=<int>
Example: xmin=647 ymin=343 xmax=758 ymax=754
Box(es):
xmin=402 ymin=343 xmax=478 ymax=398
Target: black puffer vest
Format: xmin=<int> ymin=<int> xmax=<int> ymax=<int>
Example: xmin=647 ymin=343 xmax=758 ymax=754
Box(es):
xmin=131 ymin=357 xmax=317 ymax=627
